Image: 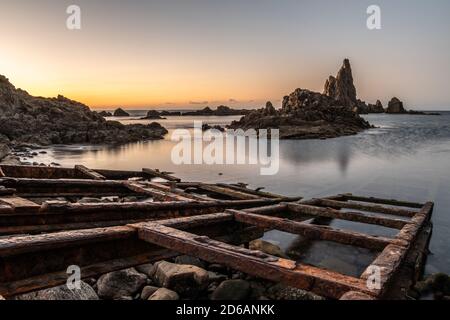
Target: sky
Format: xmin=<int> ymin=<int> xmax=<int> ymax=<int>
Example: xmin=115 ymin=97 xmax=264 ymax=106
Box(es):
xmin=0 ymin=0 xmax=450 ymax=110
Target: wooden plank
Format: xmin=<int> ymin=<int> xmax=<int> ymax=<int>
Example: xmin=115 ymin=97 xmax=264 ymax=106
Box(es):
xmin=123 ymin=182 xmax=193 ymax=202
xmin=228 ymin=209 xmax=401 ymax=251
xmin=0 ymin=196 xmax=40 ymax=213
xmin=198 ymin=183 xmax=261 ymax=200
xmin=340 ymin=194 xmax=424 ymax=209
xmin=315 ymin=199 xmax=417 ymax=218
xmin=286 ymin=203 xmax=408 ymax=229
xmin=136 ymin=222 xmax=375 ymax=299
xmin=142 ymin=168 xmax=180 ymax=182
xmin=75 ymin=165 xmax=106 ymax=180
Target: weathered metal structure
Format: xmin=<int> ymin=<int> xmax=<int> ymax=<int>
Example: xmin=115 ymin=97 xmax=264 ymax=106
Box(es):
xmin=0 ymin=164 xmax=434 ymax=300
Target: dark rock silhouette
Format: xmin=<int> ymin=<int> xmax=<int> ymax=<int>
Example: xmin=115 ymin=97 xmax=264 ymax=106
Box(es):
xmin=386 ymin=97 xmax=406 ymax=114
xmin=113 ymin=108 xmax=130 ymax=117
xmin=0 ymin=75 xmax=167 ymax=146
xmin=323 ymin=59 xmax=357 ymax=109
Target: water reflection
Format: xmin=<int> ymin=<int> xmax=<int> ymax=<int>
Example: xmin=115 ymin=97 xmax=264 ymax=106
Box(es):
xmin=29 ymin=112 xmax=450 ymax=275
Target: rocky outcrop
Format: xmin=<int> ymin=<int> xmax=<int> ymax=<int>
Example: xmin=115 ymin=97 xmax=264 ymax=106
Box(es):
xmin=229 ymin=60 xmax=373 ymax=139
xmin=141 ymin=110 xmax=165 ymax=120
xmin=98 ymin=111 xmax=113 ymax=117
xmin=230 ymin=89 xmax=371 ymax=139
xmin=386 ymin=97 xmax=406 ymax=114
xmin=182 ymin=106 xmax=251 ymax=116
xmin=323 ymin=59 xmax=357 ymax=109
xmin=113 ymin=108 xmax=130 ymax=117
xmin=0 ymin=75 xmax=167 ymax=146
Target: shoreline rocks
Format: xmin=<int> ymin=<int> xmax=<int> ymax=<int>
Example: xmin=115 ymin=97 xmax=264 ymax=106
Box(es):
xmin=0 ymin=75 xmax=168 ymax=146
xmin=113 ymin=108 xmax=130 ymax=117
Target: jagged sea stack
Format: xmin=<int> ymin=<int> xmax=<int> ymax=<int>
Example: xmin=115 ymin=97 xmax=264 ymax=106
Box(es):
xmin=323 ymin=59 xmax=357 ymax=109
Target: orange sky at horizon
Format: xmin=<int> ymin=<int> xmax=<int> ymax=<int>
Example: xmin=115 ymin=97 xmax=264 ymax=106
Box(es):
xmin=1 ymin=0 xmax=450 ymax=110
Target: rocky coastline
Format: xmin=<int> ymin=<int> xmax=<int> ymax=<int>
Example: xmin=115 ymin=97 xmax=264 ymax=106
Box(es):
xmin=0 ymin=75 xmax=168 ymax=148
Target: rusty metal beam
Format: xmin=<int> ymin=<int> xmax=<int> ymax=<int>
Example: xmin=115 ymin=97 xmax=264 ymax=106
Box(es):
xmin=74 ymin=165 xmax=106 ymax=180
xmin=314 ymin=199 xmax=417 ymax=218
xmin=136 ymin=222 xmax=375 ymax=299
xmin=339 ymin=194 xmax=424 ymax=209
xmin=286 ymin=202 xmax=408 ymax=229
xmin=229 ymin=209 xmax=402 ymax=251
xmin=142 ymin=168 xmax=180 ymax=182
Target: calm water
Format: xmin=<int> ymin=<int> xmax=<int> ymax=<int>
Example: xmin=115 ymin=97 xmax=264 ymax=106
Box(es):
xmin=29 ymin=112 xmax=450 ymax=277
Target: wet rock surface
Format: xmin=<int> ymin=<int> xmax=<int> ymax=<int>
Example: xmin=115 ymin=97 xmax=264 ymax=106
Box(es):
xmin=0 ymin=75 xmax=167 ymax=146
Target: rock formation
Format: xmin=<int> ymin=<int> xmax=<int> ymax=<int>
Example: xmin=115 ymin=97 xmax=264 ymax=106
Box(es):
xmin=229 ymin=60 xmax=372 ymax=139
xmin=182 ymin=106 xmax=251 ymax=116
xmin=386 ymin=97 xmax=406 ymax=114
xmin=98 ymin=111 xmax=113 ymax=117
xmin=141 ymin=110 xmax=165 ymax=120
xmin=0 ymin=75 xmax=167 ymax=146
xmin=323 ymin=59 xmax=357 ymax=109
xmin=113 ymin=108 xmax=130 ymax=117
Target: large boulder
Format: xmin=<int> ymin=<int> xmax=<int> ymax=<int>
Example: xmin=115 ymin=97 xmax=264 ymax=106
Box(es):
xmin=152 ymin=261 xmax=209 ymax=297
xmin=97 ymin=268 xmax=147 ymax=299
xmin=142 ymin=110 xmax=164 ymax=119
xmin=386 ymin=97 xmax=407 ymax=114
xmin=14 ymin=281 xmax=98 ymax=300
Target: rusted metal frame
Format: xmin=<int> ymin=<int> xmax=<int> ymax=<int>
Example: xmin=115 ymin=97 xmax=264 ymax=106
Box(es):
xmin=0 ymin=213 xmax=261 ymax=297
xmin=314 ymin=199 xmax=417 ymax=218
xmin=74 ymin=165 xmax=106 ymax=180
xmin=140 ymin=181 xmax=212 ymax=201
xmin=216 ymin=183 xmax=287 ymax=199
xmin=357 ymin=202 xmax=434 ymax=298
xmin=142 ymin=168 xmax=180 ymax=182
xmin=0 ymin=187 xmax=15 ymax=196
xmin=196 ymin=183 xmax=262 ymax=200
xmin=136 ymin=222 xmax=375 ymax=299
xmin=122 ymin=181 xmax=193 ymax=202
xmin=285 ymin=202 xmax=408 ymax=229
xmin=0 ymin=196 xmax=41 ymax=213
xmin=338 ymin=193 xmax=424 ymax=209
xmin=0 ymin=165 xmax=79 ymax=179
xmin=228 ymin=209 xmax=402 ymax=251
xmin=0 ymin=198 xmax=286 ymax=235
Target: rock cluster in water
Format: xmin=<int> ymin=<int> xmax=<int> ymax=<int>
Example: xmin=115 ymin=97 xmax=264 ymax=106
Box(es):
xmin=0 ymin=75 xmax=168 ymax=146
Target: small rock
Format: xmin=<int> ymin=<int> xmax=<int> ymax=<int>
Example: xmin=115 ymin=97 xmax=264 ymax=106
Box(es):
xmin=207 ymin=271 xmax=228 ymax=283
xmin=97 ymin=268 xmax=147 ymax=299
xmin=249 ymin=239 xmax=288 ymax=258
xmin=266 ymin=284 xmax=324 ymax=300
xmin=211 ymin=280 xmax=251 ymax=300
xmin=135 ymin=263 xmax=155 ymax=278
xmin=148 ymin=288 xmax=179 ymax=300
xmin=14 ymin=281 xmax=98 ymax=300
xmin=208 ymin=264 xmax=228 ymax=274
xmin=140 ymin=286 xmax=159 ymax=300
xmin=174 ymin=255 xmax=206 ymax=269
xmin=152 ymin=261 xmax=209 ymax=297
